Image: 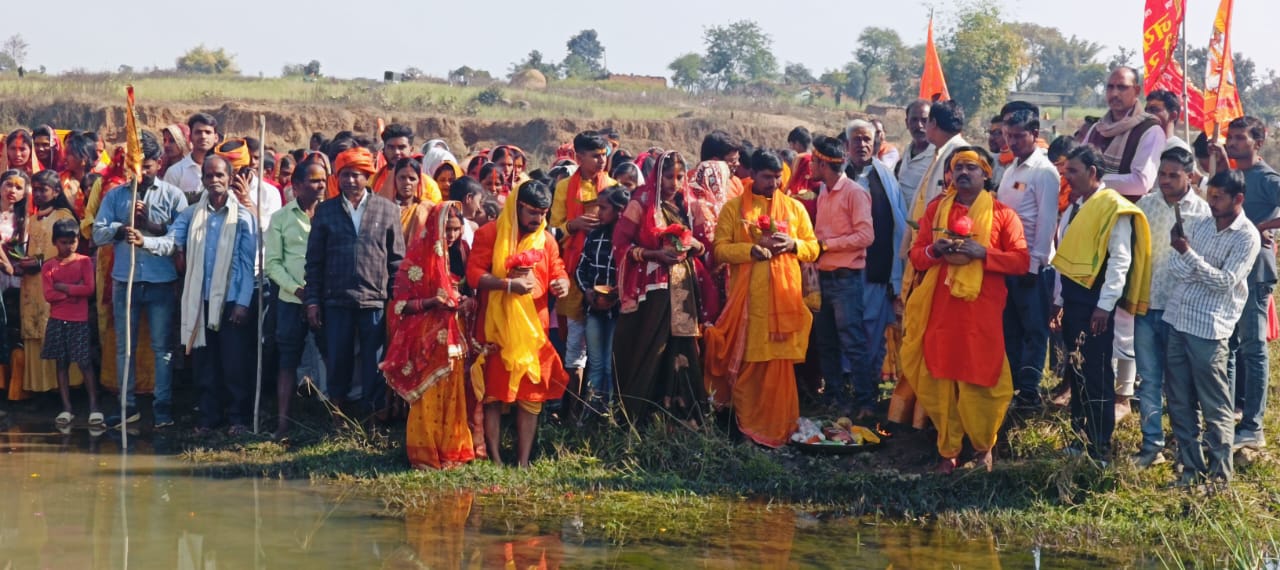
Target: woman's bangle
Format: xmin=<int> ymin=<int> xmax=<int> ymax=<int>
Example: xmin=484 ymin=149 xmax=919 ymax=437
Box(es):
xmin=631 ymin=247 xmax=645 ymax=262
xmin=505 ymin=279 xmax=511 ymax=294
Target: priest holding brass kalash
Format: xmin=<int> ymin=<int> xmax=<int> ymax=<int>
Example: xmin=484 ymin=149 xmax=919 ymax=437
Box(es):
xmin=901 ymin=147 xmax=1029 ymax=474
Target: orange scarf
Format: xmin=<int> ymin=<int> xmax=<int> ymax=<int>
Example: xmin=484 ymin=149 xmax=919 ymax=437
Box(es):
xmin=739 ymin=191 xmax=806 ymax=340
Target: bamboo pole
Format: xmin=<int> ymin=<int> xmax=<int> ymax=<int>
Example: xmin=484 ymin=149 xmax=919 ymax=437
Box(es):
xmin=121 ymin=177 xmax=137 ymax=448
xmin=253 ymin=115 xmax=266 ymax=434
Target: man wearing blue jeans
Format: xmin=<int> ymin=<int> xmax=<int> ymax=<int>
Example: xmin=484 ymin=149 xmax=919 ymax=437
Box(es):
xmin=1132 ymin=148 xmax=1209 ymax=467
xmin=810 ymin=135 xmax=876 ymax=419
xmin=93 ymin=131 xmax=186 ymax=428
xmin=1215 ymin=116 xmax=1280 ymax=451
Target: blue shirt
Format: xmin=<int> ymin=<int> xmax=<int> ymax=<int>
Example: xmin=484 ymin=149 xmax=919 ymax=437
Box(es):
xmin=1242 ymin=163 xmax=1280 ymax=284
xmin=92 ymin=179 xmax=187 ymax=284
xmin=143 ymin=199 xmax=257 ymax=308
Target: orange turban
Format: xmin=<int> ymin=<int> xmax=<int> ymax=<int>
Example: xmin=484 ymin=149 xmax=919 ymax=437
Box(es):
xmin=333 ymin=147 xmax=376 ymax=177
xmin=949 ymin=149 xmax=993 ymax=178
xmin=215 ymin=139 xmax=252 ymax=170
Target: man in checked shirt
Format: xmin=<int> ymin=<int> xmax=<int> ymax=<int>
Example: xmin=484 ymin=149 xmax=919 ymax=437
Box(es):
xmin=1164 ymin=170 xmax=1261 ymax=486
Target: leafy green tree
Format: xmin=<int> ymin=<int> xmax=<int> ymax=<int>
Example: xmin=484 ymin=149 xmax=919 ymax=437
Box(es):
xmin=282 ymin=61 xmax=321 ymax=77
xmin=2 ymin=35 xmax=27 ymax=69
xmin=701 ymin=20 xmax=778 ymax=91
xmin=0 ymin=53 xmax=15 ymax=73
xmin=1008 ymin=22 xmax=1106 ymax=103
xmin=885 ymin=44 xmax=924 ymax=105
xmin=940 ymin=2 xmax=1022 ymax=120
xmin=562 ymin=29 xmax=607 ymax=79
xmin=853 ymin=27 xmax=904 ymax=106
xmin=819 ymin=69 xmax=849 ymax=105
xmin=509 ymin=50 xmax=560 ymax=81
xmin=668 ymin=53 xmax=705 ymax=92
xmin=783 ymin=62 xmax=816 ymax=86
xmin=449 ymin=66 xmax=492 ymax=86
xmin=176 ymin=45 xmax=238 ymax=75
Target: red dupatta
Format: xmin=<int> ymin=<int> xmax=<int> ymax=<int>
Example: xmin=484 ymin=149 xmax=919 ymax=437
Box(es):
xmin=380 ymin=201 xmax=469 ymax=403
xmin=613 ymin=151 xmax=720 ymax=320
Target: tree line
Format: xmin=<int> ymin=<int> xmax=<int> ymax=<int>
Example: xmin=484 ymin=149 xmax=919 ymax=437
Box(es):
xmin=5 ymin=2 xmax=1280 ymax=125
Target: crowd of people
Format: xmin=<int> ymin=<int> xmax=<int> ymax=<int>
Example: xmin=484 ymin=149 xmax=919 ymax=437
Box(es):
xmin=0 ymin=65 xmax=1275 ymax=483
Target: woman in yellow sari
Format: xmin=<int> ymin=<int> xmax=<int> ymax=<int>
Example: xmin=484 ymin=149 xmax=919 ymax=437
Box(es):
xmin=391 ymin=157 xmax=432 ymax=240
xmin=380 ymin=201 xmax=477 ymax=469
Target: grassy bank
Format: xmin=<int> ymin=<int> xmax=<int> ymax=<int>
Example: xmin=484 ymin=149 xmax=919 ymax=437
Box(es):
xmin=181 ymin=369 xmax=1280 ymax=567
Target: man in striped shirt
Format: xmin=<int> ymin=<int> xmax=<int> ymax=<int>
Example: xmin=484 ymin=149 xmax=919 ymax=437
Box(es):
xmin=1164 ymin=170 xmax=1261 ymax=485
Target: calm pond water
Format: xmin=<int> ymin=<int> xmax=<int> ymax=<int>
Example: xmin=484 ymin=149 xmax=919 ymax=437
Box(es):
xmin=0 ymin=424 xmax=1144 ymax=569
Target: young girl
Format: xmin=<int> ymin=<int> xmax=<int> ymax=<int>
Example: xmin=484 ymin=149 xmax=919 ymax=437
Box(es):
xmin=18 ymin=170 xmax=80 ymax=397
xmin=575 ymin=186 xmax=630 ymax=416
xmin=610 ymin=162 xmax=643 ymax=191
xmin=41 ymin=218 xmax=100 ymax=425
xmin=380 ymin=201 xmax=476 ymax=469
xmin=447 ymin=176 xmax=483 ymax=246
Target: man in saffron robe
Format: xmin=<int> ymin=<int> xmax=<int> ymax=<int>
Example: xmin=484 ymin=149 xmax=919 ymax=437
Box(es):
xmin=468 ymin=180 xmax=570 ymax=467
xmin=705 ymin=149 xmax=820 ymax=447
xmin=903 ymin=147 xmax=1029 ymax=474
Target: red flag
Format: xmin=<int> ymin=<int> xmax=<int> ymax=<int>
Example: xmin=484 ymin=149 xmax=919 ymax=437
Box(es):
xmin=919 ymin=16 xmax=949 ymax=102
xmin=1142 ymin=1 xmax=1205 ymax=131
xmin=124 ymin=85 xmax=143 ymax=182
xmin=1142 ymin=0 xmax=1183 ymax=93
xmin=1202 ymin=0 xmax=1243 ymax=137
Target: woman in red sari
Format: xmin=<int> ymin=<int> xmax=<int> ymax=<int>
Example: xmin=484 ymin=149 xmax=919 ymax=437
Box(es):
xmin=612 ymin=151 xmax=715 ymax=426
xmin=380 ymin=201 xmax=477 ymax=470
xmin=1 ymin=130 xmax=42 ymax=176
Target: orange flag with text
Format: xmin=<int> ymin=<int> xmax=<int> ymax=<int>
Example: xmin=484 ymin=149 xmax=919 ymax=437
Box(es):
xmin=1201 ymin=0 xmax=1243 ymax=138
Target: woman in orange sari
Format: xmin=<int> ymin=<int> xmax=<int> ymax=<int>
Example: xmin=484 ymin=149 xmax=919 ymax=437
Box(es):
xmin=380 ymin=201 xmax=477 ymax=470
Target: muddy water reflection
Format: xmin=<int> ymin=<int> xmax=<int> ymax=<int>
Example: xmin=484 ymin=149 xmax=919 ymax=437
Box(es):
xmin=0 ymin=427 xmax=1127 ymax=569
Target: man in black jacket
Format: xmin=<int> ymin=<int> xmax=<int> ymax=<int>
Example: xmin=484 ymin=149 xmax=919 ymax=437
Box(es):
xmin=304 ymin=147 xmax=405 ymax=417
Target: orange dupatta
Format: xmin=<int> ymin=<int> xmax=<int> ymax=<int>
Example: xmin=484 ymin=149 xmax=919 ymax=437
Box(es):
xmin=705 ymin=191 xmax=807 ymax=380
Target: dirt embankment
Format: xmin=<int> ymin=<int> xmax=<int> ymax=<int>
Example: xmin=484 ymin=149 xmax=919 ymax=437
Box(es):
xmin=0 ymin=98 xmax=817 ymax=162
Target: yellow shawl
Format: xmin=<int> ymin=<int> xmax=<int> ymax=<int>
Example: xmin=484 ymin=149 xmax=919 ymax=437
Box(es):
xmin=1050 ymin=188 xmax=1152 ymax=315
xmin=479 ymin=196 xmax=549 ymax=395
xmin=901 ymin=189 xmax=996 ymax=380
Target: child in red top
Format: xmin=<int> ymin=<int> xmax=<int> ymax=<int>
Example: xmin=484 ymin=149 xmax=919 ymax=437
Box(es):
xmin=41 ymin=218 xmax=99 ymax=426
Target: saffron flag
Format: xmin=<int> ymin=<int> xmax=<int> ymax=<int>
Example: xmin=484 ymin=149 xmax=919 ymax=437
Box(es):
xmin=1141 ymin=0 xmax=1205 ymax=131
xmin=124 ymin=85 xmax=143 ymax=182
xmin=1202 ymin=0 xmax=1243 ymax=137
xmin=919 ymin=16 xmax=949 ymax=102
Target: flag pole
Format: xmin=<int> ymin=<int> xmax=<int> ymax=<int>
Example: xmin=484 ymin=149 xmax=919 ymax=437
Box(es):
xmin=252 ymin=115 xmax=266 ymax=434
xmin=121 ymin=175 xmax=136 ymax=450
xmin=120 ymin=84 xmax=143 ymax=449
xmin=1182 ymin=0 xmax=1190 ymax=143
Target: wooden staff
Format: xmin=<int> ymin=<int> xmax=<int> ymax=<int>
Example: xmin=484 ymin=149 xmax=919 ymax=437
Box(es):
xmin=253 ymin=115 xmax=266 ymax=434
xmin=121 ymin=177 xmax=137 ymax=448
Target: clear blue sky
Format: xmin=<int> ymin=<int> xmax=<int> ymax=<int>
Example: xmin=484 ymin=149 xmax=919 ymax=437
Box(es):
xmin=6 ymin=0 xmax=1277 ymax=82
